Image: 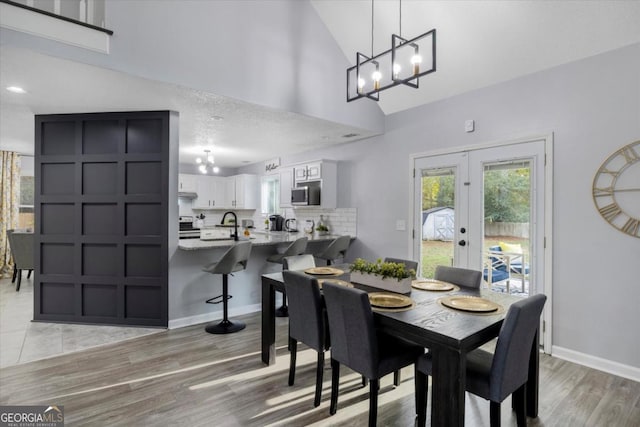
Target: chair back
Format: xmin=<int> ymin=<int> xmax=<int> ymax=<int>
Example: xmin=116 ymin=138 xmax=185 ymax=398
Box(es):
xmin=322 ymin=282 xmax=379 ymax=378
xmin=434 ymin=265 xmax=482 ymax=289
xmin=490 ymin=294 xmax=547 ymax=402
xmin=283 ymin=254 xmax=316 ymax=271
xmin=7 ymin=231 xmax=34 ymax=269
xmin=318 ymin=235 xmax=350 ymax=261
xmin=203 ymin=241 xmax=252 ymax=274
xmin=383 ymin=257 xmax=418 ymax=274
xmin=283 ymin=270 xmax=327 ymax=351
xmin=283 ymin=237 xmax=308 ymax=257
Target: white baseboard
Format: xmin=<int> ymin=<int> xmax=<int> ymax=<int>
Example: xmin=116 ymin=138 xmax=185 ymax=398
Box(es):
xmin=552 ymin=345 xmax=640 ymax=383
xmin=168 ymin=304 xmax=262 ymax=329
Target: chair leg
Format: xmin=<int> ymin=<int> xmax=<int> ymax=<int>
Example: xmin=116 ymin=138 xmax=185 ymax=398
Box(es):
xmin=205 ymin=274 xmax=246 ymax=334
xmin=11 ymin=265 xmax=17 ymax=283
xmin=368 ymin=379 xmax=379 ymax=427
xmin=314 ymin=351 xmax=324 ymax=407
xmin=27 ymin=269 xmax=32 ymax=279
xmin=330 ymin=359 xmax=340 ymax=415
xmin=288 ymin=337 xmax=297 ymax=386
xmin=16 ymin=270 xmax=22 ymax=292
xmin=513 ymin=384 xmax=527 ymax=426
xmin=362 ymin=376 xmax=368 ymax=387
xmin=393 ymin=370 xmax=401 ymax=386
xmin=415 ymin=365 xmax=428 ymax=427
xmin=275 ymin=291 xmax=288 ymax=317
xmin=490 ymin=401 xmax=501 ymax=427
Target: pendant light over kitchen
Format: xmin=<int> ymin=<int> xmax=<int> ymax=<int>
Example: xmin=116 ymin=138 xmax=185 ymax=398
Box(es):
xmin=346 ymin=0 xmax=436 ymax=102
xmin=196 ymin=149 xmax=219 ymax=174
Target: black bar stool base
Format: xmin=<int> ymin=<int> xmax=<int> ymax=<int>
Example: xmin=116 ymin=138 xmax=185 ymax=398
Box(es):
xmin=275 ymin=305 xmax=289 ymax=317
xmin=205 ymin=319 xmax=246 ymax=334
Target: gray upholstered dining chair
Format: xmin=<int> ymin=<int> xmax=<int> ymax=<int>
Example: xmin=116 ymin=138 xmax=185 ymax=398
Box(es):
xmin=202 ymin=241 xmax=252 ymax=334
xmin=282 ymin=270 xmax=329 ymax=407
xmin=316 ymin=235 xmax=350 ymax=266
xmin=384 ymin=257 xmax=418 ymax=274
xmin=267 ymin=237 xmax=309 ymax=317
xmin=283 ymin=254 xmax=316 ymax=271
xmin=322 ymin=282 xmax=424 ymax=427
xmin=415 ymin=293 xmax=547 ymax=427
xmin=434 ymin=265 xmax=482 ymax=289
xmin=7 ymin=230 xmax=34 ymax=292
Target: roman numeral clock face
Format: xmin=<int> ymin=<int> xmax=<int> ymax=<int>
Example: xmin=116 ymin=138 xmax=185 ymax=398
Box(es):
xmin=592 ymin=140 xmax=640 ymax=238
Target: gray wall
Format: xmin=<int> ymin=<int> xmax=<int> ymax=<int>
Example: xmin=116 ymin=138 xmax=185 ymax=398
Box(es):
xmin=242 ymin=43 xmax=640 ymax=369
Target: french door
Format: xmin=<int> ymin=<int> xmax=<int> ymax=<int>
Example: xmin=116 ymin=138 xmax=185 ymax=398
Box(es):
xmin=412 ymin=136 xmax=552 ymax=350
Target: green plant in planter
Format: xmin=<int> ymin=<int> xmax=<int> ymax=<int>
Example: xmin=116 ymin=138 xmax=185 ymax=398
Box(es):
xmin=350 ymin=258 xmax=416 ymax=281
xmin=316 ymin=224 xmax=329 ymax=232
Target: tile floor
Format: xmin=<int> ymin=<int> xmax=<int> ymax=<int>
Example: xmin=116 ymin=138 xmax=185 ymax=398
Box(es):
xmin=0 ymin=273 xmax=162 ymax=368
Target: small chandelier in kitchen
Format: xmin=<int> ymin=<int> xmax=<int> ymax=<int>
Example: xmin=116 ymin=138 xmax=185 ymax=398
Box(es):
xmin=346 ymin=0 xmax=436 ymax=102
xmin=196 ymin=149 xmax=219 ymax=174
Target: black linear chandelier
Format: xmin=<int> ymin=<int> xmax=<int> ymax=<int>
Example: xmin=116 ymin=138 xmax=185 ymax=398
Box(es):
xmin=347 ymin=0 xmax=436 ymax=102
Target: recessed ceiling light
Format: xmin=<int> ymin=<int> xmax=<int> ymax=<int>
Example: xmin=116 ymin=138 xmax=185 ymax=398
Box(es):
xmin=210 ymin=115 xmax=224 ymax=121
xmin=6 ymin=86 xmax=26 ymax=94
xmin=342 ymin=133 xmax=360 ymax=138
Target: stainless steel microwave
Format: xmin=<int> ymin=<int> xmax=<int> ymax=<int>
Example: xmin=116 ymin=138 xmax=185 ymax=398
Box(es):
xmin=291 ymin=186 xmax=320 ymax=206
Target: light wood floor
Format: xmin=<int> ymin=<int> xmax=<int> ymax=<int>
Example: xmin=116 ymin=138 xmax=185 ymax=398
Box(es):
xmin=1 ymin=312 xmax=638 ymax=426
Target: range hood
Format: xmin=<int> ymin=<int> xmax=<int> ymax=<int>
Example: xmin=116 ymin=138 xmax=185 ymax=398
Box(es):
xmin=178 ymin=192 xmax=197 ymax=199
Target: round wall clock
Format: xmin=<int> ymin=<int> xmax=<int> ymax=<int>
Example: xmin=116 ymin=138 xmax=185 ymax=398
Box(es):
xmin=592 ymin=140 xmax=640 ymax=238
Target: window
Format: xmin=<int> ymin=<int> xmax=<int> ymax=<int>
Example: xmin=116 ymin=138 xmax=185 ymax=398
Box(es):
xmin=19 ymin=175 xmax=35 ymax=229
xmin=261 ymin=175 xmax=280 ymax=215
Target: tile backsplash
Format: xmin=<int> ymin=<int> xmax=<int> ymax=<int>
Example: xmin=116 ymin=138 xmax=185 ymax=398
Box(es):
xmin=288 ymin=208 xmax=357 ymax=237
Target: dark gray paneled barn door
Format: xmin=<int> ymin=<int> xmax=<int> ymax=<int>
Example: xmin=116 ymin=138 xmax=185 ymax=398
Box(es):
xmin=34 ymin=111 xmax=176 ymax=327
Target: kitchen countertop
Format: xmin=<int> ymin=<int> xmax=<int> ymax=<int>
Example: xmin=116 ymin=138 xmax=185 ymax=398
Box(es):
xmin=178 ymin=231 xmax=352 ymax=251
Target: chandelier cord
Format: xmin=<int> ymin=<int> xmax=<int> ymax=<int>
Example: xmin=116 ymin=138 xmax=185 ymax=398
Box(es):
xmin=399 ymin=0 xmax=402 ymax=37
xmin=371 ymin=0 xmax=374 ymax=57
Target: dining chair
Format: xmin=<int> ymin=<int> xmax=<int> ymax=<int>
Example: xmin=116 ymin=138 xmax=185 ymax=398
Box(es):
xmin=415 ymin=293 xmax=547 ymax=427
xmin=282 ymin=254 xmax=316 ymax=271
xmin=267 ymin=237 xmax=309 ymax=317
xmin=434 ymin=265 xmax=482 ymax=289
xmin=202 ymin=241 xmax=252 ymax=334
xmin=322 ymin=282 xmax=424 ymax=427
xmin=6 ymin=231 xmax=34 ymax=292
xmin=282 ymin=270 xmax=329 ymax=407
xmin=316 ymin=235 xmax=350 ymax=266
xmin=383 ymin=257 xmax=418 ymax=274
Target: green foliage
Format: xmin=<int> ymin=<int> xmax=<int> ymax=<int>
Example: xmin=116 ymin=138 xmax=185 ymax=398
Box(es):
xmin=484 ymin=168 xmax=530 ymax=222
xmin=316 ymin=224 xmax=329 ymax=232
xmin=350 ymin=258 xmax=416 ymax=281
xmin=422 ymin=175 xmax=454 ymax=210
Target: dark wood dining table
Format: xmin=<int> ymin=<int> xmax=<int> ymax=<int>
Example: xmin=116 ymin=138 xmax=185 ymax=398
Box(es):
xmin=261 ymin=264 xmax=539 ymax=426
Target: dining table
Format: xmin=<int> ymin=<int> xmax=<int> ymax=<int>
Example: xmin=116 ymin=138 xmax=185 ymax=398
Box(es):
xmin=261 ymin=264 xmax=540 ymax=426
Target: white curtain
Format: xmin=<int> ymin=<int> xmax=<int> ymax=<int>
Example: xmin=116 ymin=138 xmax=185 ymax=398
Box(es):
xmin=0 ymin=151 xmax=21 ymax=277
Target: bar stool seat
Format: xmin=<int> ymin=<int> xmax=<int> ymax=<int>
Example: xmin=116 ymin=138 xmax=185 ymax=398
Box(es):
xmin=202 ymin=241 xmax=252 ymax=334
xmin=316 ymin=235 xmax=350 ymax=266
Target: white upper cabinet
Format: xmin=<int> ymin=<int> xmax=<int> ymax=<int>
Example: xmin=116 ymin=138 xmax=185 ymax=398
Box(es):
xmin=294 ymin=161 xmax=322 ymax=182
xmin=291 ymin=160 xmax=337 ymax=209
xmin=193 ymin=175 xmax=226 ymax=209
xmin=225 ymin=174 xmax=259 ymax=209
xmin=178 ymin=173 xmax=197 ymax=193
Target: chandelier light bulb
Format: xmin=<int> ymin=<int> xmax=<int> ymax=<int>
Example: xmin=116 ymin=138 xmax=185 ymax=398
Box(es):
xmin=196 ymin=157 xmax=202 ymax=164
xmin=372 ymin=70 xmax=382 ymax=90
xmin=393 ymin=63 xmax=401 ymax=79
xmin=199 ymin=164 xmax=207 ymax=174
xmin=357 ymin=77 xmax=365 ymax=94
xmin=213 ymin=166 xmax=220 ymax=174
xmin=411 ymin=54 xmax=423 ymax=75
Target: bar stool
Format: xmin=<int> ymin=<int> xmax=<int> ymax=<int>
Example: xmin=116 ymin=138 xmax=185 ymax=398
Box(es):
xmin=202 ymin=241 xmax=252 ymax=334
xmin=266 ymin=237 xmax=308 ymax=317
xmin=316 ymin=235 xmax=350 ymax=266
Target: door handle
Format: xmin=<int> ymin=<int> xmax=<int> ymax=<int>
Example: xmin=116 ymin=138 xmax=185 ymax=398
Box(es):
xmin=458 ymin=240 xmax=467 ymax=247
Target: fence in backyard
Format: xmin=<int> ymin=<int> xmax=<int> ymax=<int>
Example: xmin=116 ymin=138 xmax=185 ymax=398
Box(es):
xmin=484 ymin=222 xmax=529 ymax=238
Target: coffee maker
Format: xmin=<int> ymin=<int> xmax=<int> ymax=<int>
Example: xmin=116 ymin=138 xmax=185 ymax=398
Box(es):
xmin=269 ymin=215 xmax=284 ymax=231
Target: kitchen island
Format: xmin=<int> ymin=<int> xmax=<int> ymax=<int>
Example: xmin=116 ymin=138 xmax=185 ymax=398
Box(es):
xmin=168 ymin=231 xmax=354 ymax=328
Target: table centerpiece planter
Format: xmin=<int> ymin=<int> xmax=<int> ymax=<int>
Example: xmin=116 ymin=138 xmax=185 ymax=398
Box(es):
xmin=349 ymin=258 xmax=415 ymax=294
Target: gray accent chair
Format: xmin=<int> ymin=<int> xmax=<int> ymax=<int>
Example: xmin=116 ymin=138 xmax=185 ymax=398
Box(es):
xmin=322 ymin=282 xmax=424 ymax=427
xmin=316 ymin=235 xmax=350 ymax=266
xmin=434 ymin=265 xmax=482 ymax=289
xmin=383 ymin=257 xmax=418 ymax=274
xmin=267 ymin=237 xmax=308 ymax=317
xmin=416 ymin=294 xmax=547 ymax=427
xmin=282 ymin=254 xmax=316 ymax=271
xmin=283 ymin=270 xmax=329 ymax=407
xmin=7 ymin=230 xmax=34 ymax=292
xmin=202 ymin=241 xmax=252 ymax=334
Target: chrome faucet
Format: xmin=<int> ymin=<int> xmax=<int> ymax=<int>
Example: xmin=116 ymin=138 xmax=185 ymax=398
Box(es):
xmin=221 ymin=211 xmax=239 ymax=241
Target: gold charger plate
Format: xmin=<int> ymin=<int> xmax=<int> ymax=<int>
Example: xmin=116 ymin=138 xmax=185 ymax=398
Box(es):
xmin=368 ymin=292 xmax=413 ymax=309
xmin=317 ymin=279 xmax=354 ymax=289
xmin=412 ymin=279 xmax=458 ymax=292
xmin=439 ymin=296 xmax=500 ymax=313
xmin=304 ymin=267 xmax=344 ymax=276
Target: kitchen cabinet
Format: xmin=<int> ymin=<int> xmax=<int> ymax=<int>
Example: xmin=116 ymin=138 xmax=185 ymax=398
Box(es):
xmin=279 ymin=167 xmax=293 ymax=208
xmin=179 ymin=173 xmax=197 ymax=192
xmin=294 ymin=161 xmax=322 ymax=182
xmin=225 ymin=174 xmax=259 ymax=209
xmin=193 ymin=175 xmax=226 ymax=209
